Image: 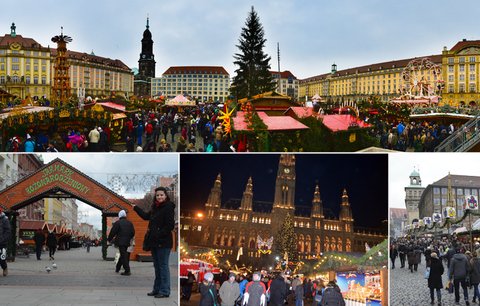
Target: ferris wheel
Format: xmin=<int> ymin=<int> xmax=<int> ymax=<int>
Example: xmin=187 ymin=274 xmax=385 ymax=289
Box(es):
xmin=400 ymin=58 xmax=444 ymax=98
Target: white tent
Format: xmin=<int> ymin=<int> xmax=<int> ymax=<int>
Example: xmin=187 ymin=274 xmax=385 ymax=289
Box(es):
xmin=453 ymin=226 xmax=468 ymax=234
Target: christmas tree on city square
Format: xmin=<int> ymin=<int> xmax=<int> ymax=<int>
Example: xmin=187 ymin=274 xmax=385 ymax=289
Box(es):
xmin=231 ymin=6 xmax=276 ymax=99
xmin=275 ymin=212 xmax=298 ymax=266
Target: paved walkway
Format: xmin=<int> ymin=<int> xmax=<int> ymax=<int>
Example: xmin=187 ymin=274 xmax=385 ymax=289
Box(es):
xmin=390 ymin=257 xmax=473 ymax=306
xmin=0 ymin=246 xmax=178 ymax=306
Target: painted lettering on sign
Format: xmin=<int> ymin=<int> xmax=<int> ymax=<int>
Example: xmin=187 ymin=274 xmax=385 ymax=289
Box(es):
xmin=25 ymin=164 xmax=90 ymax=195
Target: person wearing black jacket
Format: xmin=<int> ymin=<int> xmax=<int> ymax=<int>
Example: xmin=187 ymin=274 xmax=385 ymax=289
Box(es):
xmin=108 ymin=210 xmax=135 ymax=276
xmin=46 ymin=231 xmax=57 ymax=260
xmin=428 ymin=252 xmax=444 ymax=306
xmin=0 ymin=208 xmax=11 ymax=276
xmin=133 ymin=187 xmax=175 ymax=299
xmin=269 ymin=273 xmax=288 ymax=306
xmin=33 ymin=230 xmax=45 ymax=260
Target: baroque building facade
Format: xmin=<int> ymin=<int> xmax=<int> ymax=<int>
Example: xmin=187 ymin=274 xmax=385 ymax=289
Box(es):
xmin=299 ymin=39 xmax=480 ymax=107
xmin=180 ymin=155 xmax=385 ymax=263
xmin=0 ymin=23 xmax=133 ymax=101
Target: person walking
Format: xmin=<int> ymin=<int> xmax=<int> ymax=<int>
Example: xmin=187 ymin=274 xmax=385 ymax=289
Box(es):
xmin=199 ymin=272 xmax=218 ymax=306
xmin=33 ymin=229 xmax=45 ymax=260
xmin=108 ymin=210 xmax=135 ymax=276
xmin=46 ymin=231 xmax=57 ymax=260
xmin=470 ymin=250 xmax=480 ymax=304
xmin=269 ymin=273 xmax=288 ymax=306
xmin=390 ymin=244 xmax=398 ymax=269
xmin=428 ymin=252 xmax=444 ymax=306
xmin=219 ymin=272 xmax=240 ymax=306
xmin=0 ymin=208 xmax=11 ymax=276
xmin=88 ymin=126 xmax=100 ymax=152
xmin=449 ymin=248 xmax=471 ymax=306
xmin=320 ymin=281 xmax=345 ymax=306
xmin=133 ymin=187 xmax=175 ymax=298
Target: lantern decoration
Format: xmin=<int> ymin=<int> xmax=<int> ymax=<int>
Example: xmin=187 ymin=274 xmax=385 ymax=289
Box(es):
xmin=218 ymin=104 xmax=235 ymax=136
xmin=432 ymin=212 xmax=442 ymax=223
xmin=464 ymin=195 xmax=478 ymax=210
xmin=423 ymin=217 xmax=432 ymax=226
xmin=443 ymin=207 xmax=456 ymax=219
xmin=257 ymin=235 xmax=273 ymax=255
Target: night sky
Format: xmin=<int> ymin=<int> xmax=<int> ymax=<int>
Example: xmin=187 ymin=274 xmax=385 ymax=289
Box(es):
xmin=180 ymin=154 xmax=388 ymax=229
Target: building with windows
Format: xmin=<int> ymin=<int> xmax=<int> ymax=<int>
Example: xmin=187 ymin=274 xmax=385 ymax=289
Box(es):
xmin=390 ymin=208 xmax=407 ymax=239
xmin=442 ymin=39 xmax=480 ymax=107
xmin=151 ymin=66 xmax=230 ymax=102
xmin=299 ymin=56 xmax=442 ymax=103
xmin=180 ymin=155 xmax=385 ymax=265
xmin=0 ymin=23 xmax=133 ymax=100
xmin=418 ymin=173 xmax=480 ymax=228
xmin=405 ymin=168 xmax=424 ymax=226
xmin=270 ymin=70 xmax=299 ymax=101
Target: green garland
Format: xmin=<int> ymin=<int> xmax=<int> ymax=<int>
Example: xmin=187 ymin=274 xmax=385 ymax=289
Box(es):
xmin=408 ymin=209 xmax=480 ymax=235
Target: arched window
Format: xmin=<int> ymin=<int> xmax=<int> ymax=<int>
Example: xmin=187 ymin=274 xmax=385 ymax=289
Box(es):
xmin=346 ymin=239 xmax=351 ymax=252
xmin=249 ymin=239 xmax=255 ymax=249
xmin=331 ymin=237 xmax=336 ymax=251
xmin=305 ymin=235 xmax=311 ymax=253
xmin=337 ymin=237 xmax=343 ymax=252
xmin=298 ymin=234 xmax=305 ymax=253
xmin=315 ymin=236 xmax=321 ymax=254
xmin=324 ymin=237 xmax=330 ymax=252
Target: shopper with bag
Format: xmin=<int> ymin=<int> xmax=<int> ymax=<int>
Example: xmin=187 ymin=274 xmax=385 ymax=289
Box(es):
xmin=107 ymin=210 xmax=135 ymax=276
xmin=448 ymin=248 xmax=471 ymax=305
xmin=428 ymin=252 xmax=444 ymax=306
xmin=133 ymin=187 xmax=175 ymax=298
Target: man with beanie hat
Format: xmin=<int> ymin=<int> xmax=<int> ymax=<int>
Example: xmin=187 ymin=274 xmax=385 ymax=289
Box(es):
xmin=243 ymin=271 xmax=267 ymax=306
xmin=199 ymin=272 xmax=218 ymax=306
xmin=108 ymin=210 xmax=135 ymax=275
xmin=0 ymin=208 xmax=11 ymax=276
xmin=219 ymin=272 xmax=240 ymax=306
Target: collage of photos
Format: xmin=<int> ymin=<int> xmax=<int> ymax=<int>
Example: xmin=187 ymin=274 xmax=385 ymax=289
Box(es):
xmin=1 ymin=0 xmax=480 ymax=306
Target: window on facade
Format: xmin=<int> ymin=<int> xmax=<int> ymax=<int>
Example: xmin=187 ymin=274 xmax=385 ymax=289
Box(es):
xmin=471 ymin=74 xmax=476 ymax=81
xmin=460 ymin=65 xmax=465 ymax=72
xmin=434 ymin=187 xmax=440 ymax=194
xmin=460 ymin=74 xmax=465 ymax=81
xmin=448 ymin=84 xmax=454 ymax=93
xmin=12 ymin=64 xmax=19 ymax=71
xmin=460 ymin=83 xmax=465 ymax=92
xmin=449 ymin=75 xmax=454 ymax=82
xmin=448 ymin=58 xmax=454 ymax=64
xmin=25 ymin=76 xmax=30 ymax=84
xmin=470 ymin=83 xmax=476 ymax=93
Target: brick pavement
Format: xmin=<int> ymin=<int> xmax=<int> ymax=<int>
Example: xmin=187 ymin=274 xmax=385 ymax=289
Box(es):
xmin=0 ymin=246 xmax=178 ymax=306
xmin=391 ymin=257 xmax=475 ymax=306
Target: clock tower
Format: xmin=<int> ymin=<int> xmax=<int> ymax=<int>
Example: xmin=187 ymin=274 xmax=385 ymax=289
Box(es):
xmin=134 ymin=17 xmax=156 ymax=97
xmin=273 ymin=154 xmax=296 ymax=212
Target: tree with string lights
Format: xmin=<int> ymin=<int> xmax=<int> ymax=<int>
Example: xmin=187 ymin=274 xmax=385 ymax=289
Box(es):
xmin=275 ymin=212 xmax=298 ymax=265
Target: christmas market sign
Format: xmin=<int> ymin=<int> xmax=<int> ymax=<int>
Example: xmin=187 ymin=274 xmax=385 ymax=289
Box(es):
xmin=25 ymin=164 xmax=90 ymax=195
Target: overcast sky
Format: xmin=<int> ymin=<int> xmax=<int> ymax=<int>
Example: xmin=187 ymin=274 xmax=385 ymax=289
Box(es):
xmin=389 ymin=153 xmax=480 ymax=209
xmin=40 ymin=153 xmax=178 ymax=229
xmin=2 ymin=0 xmax=479 ymax=79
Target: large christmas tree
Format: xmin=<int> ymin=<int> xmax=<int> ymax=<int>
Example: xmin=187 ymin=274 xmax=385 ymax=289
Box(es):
xmin=275 ymin=212 xmax=298 ymax=263
xmin=231 ymin=6 xmax=276 ymax=99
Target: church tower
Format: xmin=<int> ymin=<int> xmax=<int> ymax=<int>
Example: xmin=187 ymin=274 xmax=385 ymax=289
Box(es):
xmin=405 ymin=167 xmax=424 ymax=226
xmin=272 ymin=154 xmax=296 ymax=212
xmin=339 ymin=188 xmax=354 ymax=233
xmin=205 ymin=173 xmax=222 ymax=218
xmin=134 ymin=17 xmax=156 ymax=97
xmin=240 ymin=176 xmax=253 ymax=222
xmin=311 ymin=184 xmax=324 ymax=218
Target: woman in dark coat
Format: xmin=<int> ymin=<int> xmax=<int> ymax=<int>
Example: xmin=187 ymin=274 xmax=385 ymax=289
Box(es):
xmin=46 ymin=231 xmax=57 ymax=260
xmin=470 ymin=251 xmax=480 ymax=303
xmin=407 ymin=246 xmax=416 ymax=272
xmin=133 ymin=187 xmax=175 ymax=299
xmin=428 ymin=252 xmax=444 ymax=306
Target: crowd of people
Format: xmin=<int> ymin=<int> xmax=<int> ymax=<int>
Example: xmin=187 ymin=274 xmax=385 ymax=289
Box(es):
xmin=391 ymin=235 xmax=480 ymax=306
xmin=181 ymin=270 xmax=346 ymax=306
xmin=371 ymin=119 xmax=466 ymax=152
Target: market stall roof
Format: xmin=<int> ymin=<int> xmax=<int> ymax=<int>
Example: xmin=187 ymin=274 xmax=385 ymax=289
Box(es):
xmin=97 ymin=102 xmax=126 ymax=112
xmin=284 ymin=106 xmax=319 ymax=119
xmin=233 ymin=111 xmax=309 ymax=131
xmin=166 ymin=94 xmax=196 ymax=106
xmin=453 ymin=226 xmax=467 ymax=234
xmin=0 ymin=106 xmax=54 ymax=120
xmin=390 ymin=96 xmax=439 ymax=104
xmin=19 ymin=220 xmax=46 ymax=231
xmin=319 ymin=114 xmax=371 ymax=132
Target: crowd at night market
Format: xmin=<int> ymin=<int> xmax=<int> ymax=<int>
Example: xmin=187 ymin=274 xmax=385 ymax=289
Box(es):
xmin=391 ymin=234 xmax=480 ymax=306
xmin=180 ymin=270 xmax=346 ymax=306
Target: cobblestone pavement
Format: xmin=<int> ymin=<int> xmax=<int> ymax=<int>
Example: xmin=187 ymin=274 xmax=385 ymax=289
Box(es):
xmin=391 ymin=258 xmax=475 ymax=306
xmin=0 ymin=246 xmax=178 ymax=306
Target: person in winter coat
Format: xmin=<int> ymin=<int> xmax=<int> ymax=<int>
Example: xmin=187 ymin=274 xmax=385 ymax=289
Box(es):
xmin=0 ymin=208 xmax=11 ymax=276
xmin=243 ymin=272 xmax=267 ymax=306
xmin=269 ymin=273 xmax=288 ymax=306
xmin=320 ymin=281 xmax=345 ymax=306
xmin=238 ymin=274 xmax=248 ymax=300
xmin=449 ymin=248 xmax=471 ymax=305
xmin=46 ymin=231 xmax=57 ymax=260
xmin=219 ymin=273 xmax=240 ymax=306
xmin=108 ymin=210 xmax=135 ymax=275
xmin=470 ymin=251 xmax=480 ymax=304
xmin=200 ymin=272 xmax=218 ymax=306
xmin=390 ymin=244 xmax=398 ymax=269
xmin=133 ymin=187 xmax=175 ymax=298
xmin=295 ymin=278 xmax=304 ymax=306
xmin=33 ymin=230 xmax=45 ymax=260
xmin=428 ymin=252 xmax=444 ymax=306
